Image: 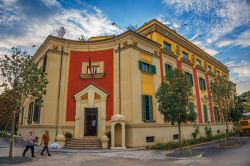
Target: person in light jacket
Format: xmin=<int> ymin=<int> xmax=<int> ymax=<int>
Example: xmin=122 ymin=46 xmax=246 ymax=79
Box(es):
xmin=23 ymin=131 xmax=35 ymax=157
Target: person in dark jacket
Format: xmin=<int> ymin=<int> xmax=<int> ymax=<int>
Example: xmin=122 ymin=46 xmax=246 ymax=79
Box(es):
xmin=40 ymin=130 xmax=51 ymax=156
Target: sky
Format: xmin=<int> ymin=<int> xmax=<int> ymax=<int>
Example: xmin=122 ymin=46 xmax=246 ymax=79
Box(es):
xmin=0 ymin=0 xmax=249 ymax=94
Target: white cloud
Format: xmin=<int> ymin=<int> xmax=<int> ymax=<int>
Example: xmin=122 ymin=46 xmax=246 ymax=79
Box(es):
xmin=216 ymin=29 xmax=250 ymax=48
xmin=225 ymin=60 xmax=250 ymax=94
xmin=42 ymin=0 xmax=61 ymax=8
xmin=193 ymin=41 xmax=219 ymax=56
xmin=0 ymin=2 xmax=123 ymax=56
xmin=156 ymin=15 xmax=170 ymax=25
xmin=162 ymin=0 xmax=250 ymax=44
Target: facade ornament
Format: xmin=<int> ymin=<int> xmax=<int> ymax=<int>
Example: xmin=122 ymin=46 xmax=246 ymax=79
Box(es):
xmin=132 ymin=40 xmax=138 ymax=46
xmin=52 ymin=45 xmax=58 ymax=50
xmin=175 ymin=45 xmax=181 ymax=56
xmin=123 ymin=41 xmax=128 ymax=47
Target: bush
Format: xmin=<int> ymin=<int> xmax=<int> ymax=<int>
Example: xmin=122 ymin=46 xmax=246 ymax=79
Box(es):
xmin=191 ymin=125 xmax=200 ymax=140
xmin=64 ymin=132 xmax=73 ymax=140
xmin=204 ymin=126 xmax=212 ymax=140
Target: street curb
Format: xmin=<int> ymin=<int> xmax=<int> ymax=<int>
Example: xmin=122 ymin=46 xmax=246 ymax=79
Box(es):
xmin=165 ymin=153 xmax=202 ymax=160
xmin=170 ymin=136 xmax=235 ymax=151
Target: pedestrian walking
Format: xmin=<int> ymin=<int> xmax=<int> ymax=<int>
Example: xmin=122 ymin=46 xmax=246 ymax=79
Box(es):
xmin=23 ymin=131 xmax=35 ymax=157
xmin=40 ymin=130 xmax=51 ymax=156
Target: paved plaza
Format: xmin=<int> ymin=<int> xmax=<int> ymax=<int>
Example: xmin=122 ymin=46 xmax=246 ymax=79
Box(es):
xmin=0 ymin=137 xmax=249 ymax=166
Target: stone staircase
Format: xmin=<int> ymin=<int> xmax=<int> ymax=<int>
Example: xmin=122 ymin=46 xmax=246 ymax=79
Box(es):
xmin=64 ymin=137 xmax=102 ymax=149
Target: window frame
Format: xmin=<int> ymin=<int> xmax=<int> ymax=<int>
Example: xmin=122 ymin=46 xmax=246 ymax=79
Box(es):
xmin=142 ymin=95 xmax=153 ymax=121
xmin=163 ymin=41 xmax=171 ymax=51
xmin=138 ymin=61 xmax=156 ymax=75
xmin=165 ymin=63 xmax=173 ymax=80
xmin=196 ymin=59 xmax=201 ymax=66
xmin=182 ymin=51 xmax=188 ymax=60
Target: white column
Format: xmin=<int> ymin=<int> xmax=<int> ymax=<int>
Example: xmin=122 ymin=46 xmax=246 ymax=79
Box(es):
xmin=74 ymin=98 xmax=81 ymax=138
xmin=99 ymin=97 xmax=107 ymax=137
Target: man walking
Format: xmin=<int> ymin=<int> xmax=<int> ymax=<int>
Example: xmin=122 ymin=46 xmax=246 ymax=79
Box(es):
xmin=40 ymin=130 xmax=51 ymax=156
xmin=23 ymin=131 xmax=35 ymax=157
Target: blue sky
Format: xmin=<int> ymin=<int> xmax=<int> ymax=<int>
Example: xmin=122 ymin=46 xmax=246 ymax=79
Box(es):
xmin=0 ymin=0 xmax=249 ymax=94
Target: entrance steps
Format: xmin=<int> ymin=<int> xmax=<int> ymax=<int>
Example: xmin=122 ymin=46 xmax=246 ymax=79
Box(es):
xmin=64 ymin=137 xmax=102 ymax=149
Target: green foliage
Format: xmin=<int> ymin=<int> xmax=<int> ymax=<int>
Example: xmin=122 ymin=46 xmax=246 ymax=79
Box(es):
xmin=64 ymin=132 xmax=73 ymax=140
xmin=204 ymin=126 xmax=212 ymax=140
xmin=230 ymin=96 xmax=245 ymax=122
xmin=210 ymin=78 xmax=235 ymax=133
xmin=240 ymin=91 xmax=250 ymax=113
xmin=191 ymin=125 xmax=200 ymax=140
xmin=155 ymin=68 xmax=197 ymax=125
xmin=0 ymin=47 xmax=48 ymax=110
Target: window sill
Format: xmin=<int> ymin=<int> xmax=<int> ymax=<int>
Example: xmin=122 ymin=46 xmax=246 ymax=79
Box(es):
xmin=80 ymin=73 xmax=105 ymax=79
xmin=143 ymin=120 xmax=156 ymax=123
xmin=141 ymin=71 xmax=154 ymax=76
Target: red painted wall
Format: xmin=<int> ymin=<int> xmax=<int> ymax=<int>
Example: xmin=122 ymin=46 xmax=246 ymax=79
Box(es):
xmin=205 ymin=74 xmax=214 ymax=123
xmin=66 ymin=49 xmax=114 ymax=121
xmin=193 ymin=68 xmax=203 ymax=123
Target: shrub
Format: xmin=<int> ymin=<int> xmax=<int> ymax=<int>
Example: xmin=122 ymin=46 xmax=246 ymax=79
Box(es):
xmin=64 ymin=132 xmax=73 ymax=140
xmin=191 ymin=125 xmax=200 ymax=140
xmin=204 ymin=126 xmax=212 ymax=140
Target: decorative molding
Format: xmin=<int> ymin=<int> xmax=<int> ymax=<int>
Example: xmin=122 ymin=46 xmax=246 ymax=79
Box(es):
xmin=137 ymin=23 xmax=229 ymax=73
xmin=80 ymin=73 xmax=105 ymax=79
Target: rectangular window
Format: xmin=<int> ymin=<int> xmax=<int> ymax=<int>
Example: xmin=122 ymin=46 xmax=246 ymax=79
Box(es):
xmin=216 ymin=70 xmax=221 ymax=77
xmin=203 ymin=105 xmax=208 ymax=123
xmin=142 ymin=95 xmax=153 ymax=121
xmin=182 ymin=51 xmax=188 ymax=59
xmin=28 ymin=102 xmax=34 ymax=124
xmin=188 ymin=102 xmax=195 ymax=112
xmin=33 ymin=99 xmax=41 ymax=124
xmin=199 ymin=77 xmax=206 ymax=90
xmin=87 ymin=66 xmax=100 ymax=74
xmin=184 ymin=72 xmax=193 ymax=86
xmin=138 ymin=61 xmax=156 ymax=74
xmin=196 ymin=59 xmax=201 ymax=66
xmin=163 ymin=42 xmax=171 ymax=50
xmin=42 ymin=54 xmax=47 ymax=73
xmin=165 ymin=64 xmax=173 ymax=80
xmin=208 ymin=65 xmax=212 ymax=72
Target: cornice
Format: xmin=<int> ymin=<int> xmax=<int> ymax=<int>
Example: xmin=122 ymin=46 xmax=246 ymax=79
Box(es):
xmin=33 ymin=30 xmax=161 ymax=60
xmin=115 ymin=44 xmax=159 ymax=58
xmin=137 ymin=21 xmax=229 ymax=74
xmin=162 ymin=48 xmax=177 ymax=59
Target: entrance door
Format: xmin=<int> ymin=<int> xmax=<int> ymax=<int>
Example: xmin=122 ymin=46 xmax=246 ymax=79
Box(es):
xmin=84 ymin=108 xmax=98 ymax=136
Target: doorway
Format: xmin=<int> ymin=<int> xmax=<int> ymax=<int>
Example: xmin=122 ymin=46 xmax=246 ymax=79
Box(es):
xmin=84 ymin=108 xmax=98 ymax=136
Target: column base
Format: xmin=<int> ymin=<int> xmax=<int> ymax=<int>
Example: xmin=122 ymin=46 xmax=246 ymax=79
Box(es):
xmin=110 ymin=146 xmax=126 ymax=150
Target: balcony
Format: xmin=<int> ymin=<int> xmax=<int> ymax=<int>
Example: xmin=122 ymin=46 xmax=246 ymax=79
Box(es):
xmin=80 ymin=73 xmax=105 ymax=79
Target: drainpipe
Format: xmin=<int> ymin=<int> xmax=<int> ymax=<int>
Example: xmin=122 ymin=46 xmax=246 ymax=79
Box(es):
xmin=55 ymin=44 xmax=64 ymax=137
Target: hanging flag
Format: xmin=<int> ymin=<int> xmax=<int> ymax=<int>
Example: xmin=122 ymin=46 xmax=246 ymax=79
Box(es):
xmin=88 ymin=56 xmax=92 ymax=75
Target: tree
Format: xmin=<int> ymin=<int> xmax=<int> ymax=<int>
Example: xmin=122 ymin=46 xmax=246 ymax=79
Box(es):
xmin=78 ymin=35 xmax=86 ymax=41
xmin=0 ymin=89 xmax=18 ymax=132
xmin=229 ymin=96 xmax=245 ymax=136
xmin=210 ymin=78 xmax=234 ymax=135
xmin=0 ymin=47 xmax=48 ymax=159
xmin=240 ymin=91 xmax=250 ymax=112
xmin=155 ymin=69 xmax=197 ymax=152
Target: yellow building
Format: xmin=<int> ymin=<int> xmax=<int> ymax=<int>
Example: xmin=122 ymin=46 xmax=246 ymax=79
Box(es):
xmin=19 ymin=19 xmax=232 ymax=148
